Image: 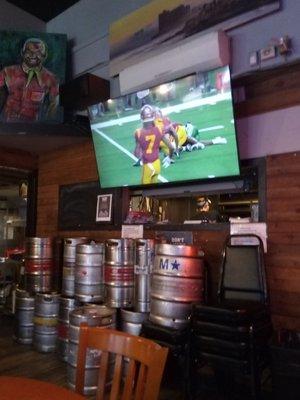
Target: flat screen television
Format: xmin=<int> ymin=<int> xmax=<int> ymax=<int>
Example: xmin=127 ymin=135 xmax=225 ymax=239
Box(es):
xmin=88 ymin=65 xmax=240 ymax=189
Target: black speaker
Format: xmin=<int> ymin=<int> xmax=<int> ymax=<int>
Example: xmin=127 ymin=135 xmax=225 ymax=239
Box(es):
xmin=60 ymin=73 xmax=110 ymax=111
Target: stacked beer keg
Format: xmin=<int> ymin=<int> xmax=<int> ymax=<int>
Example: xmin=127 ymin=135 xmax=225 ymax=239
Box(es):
xmin=57 ymin=237 xmax=89 ymax=361
xmin=67 ymin=305 xmax=116 ymax=394
xmin=14 ymin=288 xmax=35 ymax=344
xmin=57 ymin=296 xmax=79 ymax=361
xmin=14 ymin=234 xmax=207 ymax=396
xmin=104 ymin=239 xmax=135 ymax=308
xmin=74 ymin=242 xmax=104 ymax=303
xmin=119 ymin=239 xmax=155 ymax=337
xmin=33 ymin=292 xmax=60 ymax=352
xmin=150 ymin=243 xmax=205 ymax=328
xmin=53 ymin=237 xmax=64 ymax=292
xmin=24 ymin=237 xmax=53 ymax=294
xmin=62 ymin=238 xmax=89 ymax=297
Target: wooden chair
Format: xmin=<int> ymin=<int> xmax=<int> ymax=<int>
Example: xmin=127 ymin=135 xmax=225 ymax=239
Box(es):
xmin=75 ymin=324 xmax=169 ymax=400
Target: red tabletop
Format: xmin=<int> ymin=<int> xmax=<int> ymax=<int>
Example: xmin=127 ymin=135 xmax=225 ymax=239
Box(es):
xmin=0 ymin=376 xmax=85 ymax=400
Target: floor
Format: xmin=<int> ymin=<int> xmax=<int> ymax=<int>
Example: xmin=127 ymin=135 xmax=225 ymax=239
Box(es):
xmin=0 ymin=313 xmax=273 ymax=400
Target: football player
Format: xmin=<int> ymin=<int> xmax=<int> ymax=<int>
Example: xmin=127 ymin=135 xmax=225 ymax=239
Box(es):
xmin=154 ymin=107 xmax=179 ymax=155
xmin=184 ymin=122 xmax=227 ymax=150
xmin=154 ymin=107 xmax=204 ymax=156
xmin=133 ymin=105 xmax=175 ymax=185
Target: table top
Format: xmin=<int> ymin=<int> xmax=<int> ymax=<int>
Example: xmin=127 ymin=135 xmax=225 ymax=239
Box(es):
xmin=0 ymin=376 xmax=85 ymax=400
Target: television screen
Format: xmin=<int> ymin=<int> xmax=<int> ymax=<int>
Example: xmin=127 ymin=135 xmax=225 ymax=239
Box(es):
xmin=89 ymin=65 xmax=240 ymax=189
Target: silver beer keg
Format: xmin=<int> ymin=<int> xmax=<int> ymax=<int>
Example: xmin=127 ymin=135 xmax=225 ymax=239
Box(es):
xmin=62 ymin=238 xmax=89 ymax=297
xmin=150 ymin=243 xmax=205 ymax=329
xmin=25 ymin=237 xmax=53 ymax=259
xmin=57 ymin=296 xmax=79 ymax=362
xmin=14 ymin=289 xmax=35 ymax=344
xmin=120 ymin=309 xmax=148 ymax=336
xmin=74 ymin=243 xmax=104 ymax=303
xmin=67 ymin=305 xmax=116 ymax=395
xmin=53 ymin=237 xmax=63 ymax=292
xmin=24 ymin=237 xmax=53 ymax=294
xmin=33 ymin=292 xmax=60 ymax=352
xmin=134 ymin=239 xmax=155 ymax=312
xmin=104 ymin=239 xmax=135 ymax=308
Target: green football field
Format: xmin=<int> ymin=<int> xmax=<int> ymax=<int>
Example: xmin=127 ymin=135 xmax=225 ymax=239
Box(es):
xmin=91 ymin=98 xmax=240 ymax=188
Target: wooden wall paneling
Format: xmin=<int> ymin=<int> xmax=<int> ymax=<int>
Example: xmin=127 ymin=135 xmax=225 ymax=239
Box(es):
xmin=235 ymin=88 xmax=300 ymax=118
xmin=266 ymin=151 xmax=300 ymax=330
xmin=233 ymin=63 xmax=300 ymax=118
xmin=0 ymin=146 xmax=37 ymax=170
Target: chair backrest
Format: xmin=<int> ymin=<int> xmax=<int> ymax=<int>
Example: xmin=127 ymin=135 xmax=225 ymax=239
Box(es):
xmin=75 ymin=325 xmax=169 ymax=400
xmin=218 ymin=234 xmax=268 ymax=304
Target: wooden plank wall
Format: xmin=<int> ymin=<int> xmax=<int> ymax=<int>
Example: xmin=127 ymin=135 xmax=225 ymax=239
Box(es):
xmin=233 ymin=62 xmax=300 ymax=118
xmin=36 ymin=139 xmax=300 ymax=331
xmin=0 ymin=146 xmax=38 ymax=170
xmin=266 ymin=152 xmax=300 ymax=331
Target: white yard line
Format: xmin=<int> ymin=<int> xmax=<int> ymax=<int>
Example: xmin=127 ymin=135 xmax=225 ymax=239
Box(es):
xmin=94 ymin=128 xmax=168 ymax=183
xmin=198 ymin=125 xmax=224 ymax=132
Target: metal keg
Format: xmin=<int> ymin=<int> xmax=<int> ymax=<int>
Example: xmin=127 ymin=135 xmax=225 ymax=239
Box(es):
xmin=25 ymin=273 xmax=52 ymax=294
xmin=67 ymin=305 xmax=116 ymax=395
xmin=57 ymin=297 xmax=79 ymax=362
xmin=14 ymin=289 xmax=35 ymax=344
xmin=134 ymin=239 xmax=155 ymax=312
xmin=24 ymin=237 xmax=53 ymax=294
xmin=150 ymin=244 xmax=205 ymax=329
xmin=62 ymin=238 xmax=89 ymax=297
xmin=33 ymin=292 xmax=59 ymax=352
xmin=104 ymin=239 xmax=135 ymax=308
xmin=74 ymin=243 xmax=104 ymax=303
xmin=120 ymin=309 xmax=148 ymax=336
xmin=25 ymin=237 xmax=53 ymax=259
xmin=53 ymin=237 xmax=64 ymax=292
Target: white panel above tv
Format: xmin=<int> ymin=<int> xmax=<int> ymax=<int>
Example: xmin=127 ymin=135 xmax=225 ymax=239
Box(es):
xmin=118 ymin=30 xmax=230 ymax=95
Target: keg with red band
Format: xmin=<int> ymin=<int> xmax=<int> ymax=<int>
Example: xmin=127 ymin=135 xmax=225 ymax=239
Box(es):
xmin=25 ymin=259 xmax=54 ymax=274
xmin=104 ymin=265 xmax=134 ymax=285
xmin=104 ymin=239 xmax=135 ymax=308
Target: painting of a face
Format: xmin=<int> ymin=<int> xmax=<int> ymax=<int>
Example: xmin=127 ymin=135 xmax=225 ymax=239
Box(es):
xmin=23 ymin=41 xmax=47 ymax=68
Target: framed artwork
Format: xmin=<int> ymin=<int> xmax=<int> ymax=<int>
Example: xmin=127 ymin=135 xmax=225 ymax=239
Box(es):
xmin=109 ymin=0 xmax=280 ymax=76
xmin=0 ymin=30 xmax=67 ymax=123
xmin=96 ymin=194 xmax=113 ymax=222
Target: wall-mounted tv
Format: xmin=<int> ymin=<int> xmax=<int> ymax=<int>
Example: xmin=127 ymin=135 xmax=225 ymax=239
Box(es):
xmin=89 ymin=65 xmax=240 ymax=189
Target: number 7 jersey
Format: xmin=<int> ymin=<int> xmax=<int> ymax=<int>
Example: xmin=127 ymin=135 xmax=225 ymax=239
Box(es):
xmin=135 ymin=125 xmax=163 ymax=163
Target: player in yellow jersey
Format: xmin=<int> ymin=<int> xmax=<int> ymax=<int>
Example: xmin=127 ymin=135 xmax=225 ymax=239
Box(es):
xmin=155 ymin=107 xmax=227 ymax=155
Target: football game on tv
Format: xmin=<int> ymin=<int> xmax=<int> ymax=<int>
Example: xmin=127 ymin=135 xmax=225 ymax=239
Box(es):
xmin=89 ymin=65 xmax=240 ymax=188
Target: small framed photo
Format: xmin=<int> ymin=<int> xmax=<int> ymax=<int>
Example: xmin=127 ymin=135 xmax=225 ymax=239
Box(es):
xmin=96 ymin=194 xmax=112 ymax=222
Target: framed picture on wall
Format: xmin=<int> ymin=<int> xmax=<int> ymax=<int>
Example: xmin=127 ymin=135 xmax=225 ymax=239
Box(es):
xmin=0 ymin=30 xmax=67 ymax=123
xmin=96 ymin=194 xmax=113 ymax=222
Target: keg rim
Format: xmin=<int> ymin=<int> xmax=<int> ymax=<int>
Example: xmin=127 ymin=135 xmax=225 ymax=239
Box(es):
xmin=155 ymin=243 xmax=204 ymax=257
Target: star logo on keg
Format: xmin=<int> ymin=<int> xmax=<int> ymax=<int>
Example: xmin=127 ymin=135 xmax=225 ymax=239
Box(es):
xmin=171 ymin=260 xmax=180 ymax=270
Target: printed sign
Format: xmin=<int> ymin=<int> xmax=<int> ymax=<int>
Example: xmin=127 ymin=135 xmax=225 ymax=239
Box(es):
xmin=122 ymin=224 xmax=144 ymax=239
xmin=155 ymin=231 xmax=193 ymax=245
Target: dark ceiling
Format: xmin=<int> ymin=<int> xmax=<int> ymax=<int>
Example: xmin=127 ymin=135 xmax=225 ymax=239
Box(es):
xmin=7 ymin=0 xmax=81 ymax=22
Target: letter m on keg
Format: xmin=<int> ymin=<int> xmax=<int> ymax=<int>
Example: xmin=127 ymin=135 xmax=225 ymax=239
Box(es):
xmin=159 ymin=258 xmax=169 ymax=270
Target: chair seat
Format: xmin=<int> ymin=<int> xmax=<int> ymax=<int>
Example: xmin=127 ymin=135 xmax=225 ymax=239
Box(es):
xmin=193 ymin=334 xmax=249 ymax=359
xmin=192 ymin=319 xmax=272 ymax=342
xmin=141 ymin=319 xmax=190 ymax=346
xmin=199 ymin=351 xmax=250 ymax=373
xmin=193 ymin=302 xmax=269 ymax=326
